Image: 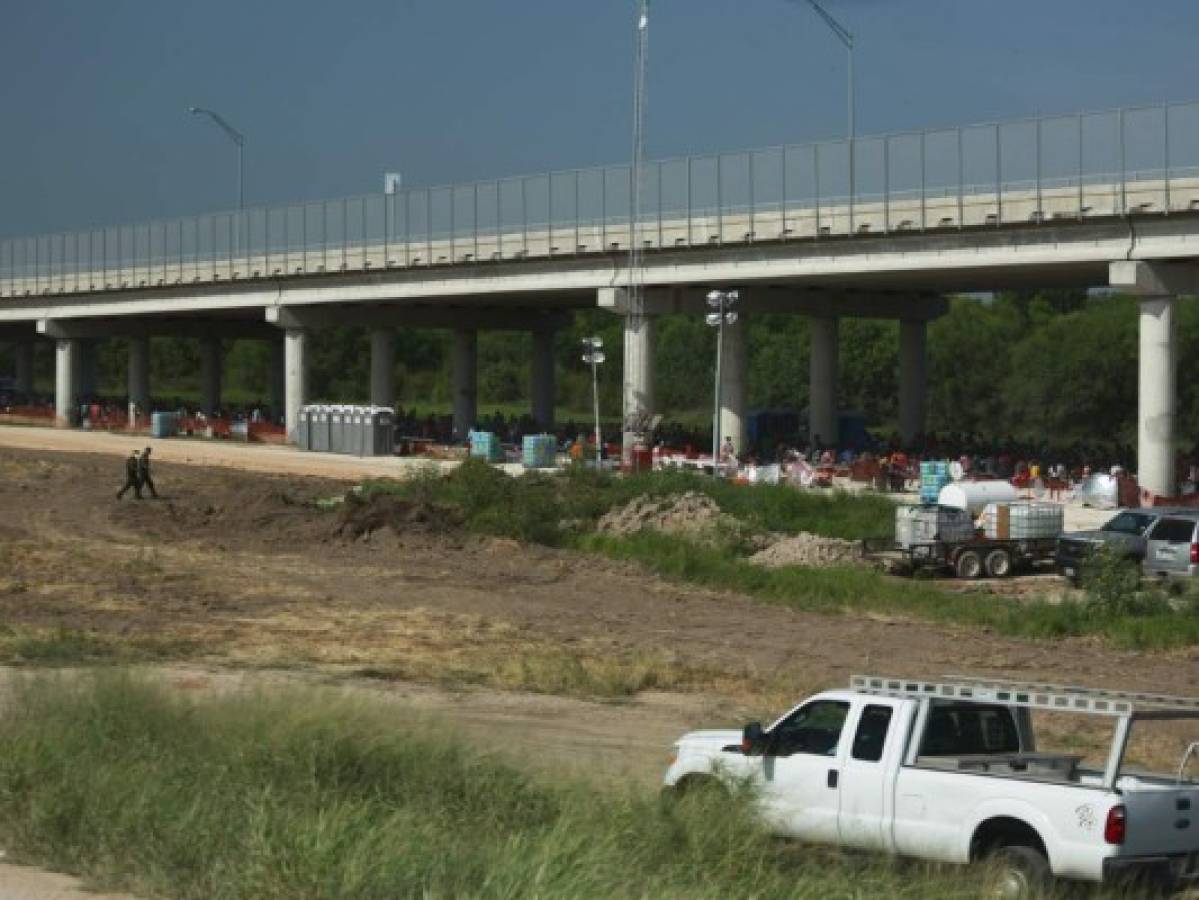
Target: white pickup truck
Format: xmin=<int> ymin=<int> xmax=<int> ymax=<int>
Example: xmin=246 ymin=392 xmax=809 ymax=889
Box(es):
xmin=663 ymin=675 xmax=1199 ymax=897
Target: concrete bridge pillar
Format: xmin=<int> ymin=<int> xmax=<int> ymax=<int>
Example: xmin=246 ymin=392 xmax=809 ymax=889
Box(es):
xmin=284 ymin=329 xmax=308 ymax=442
xmin=370 ymin=328 xmax=397 ymax=410
xmin=127 ymin=336 xmax=151 ymax=420
xmin=1138 ymin=297 xmax=1177 ymax=498
xmin=808 ymin=316 xmax=839 ymax=450
xmin=531 ymin=327 xmax=555 ymax=429
xmin=622 ymin=313 xmax=655 ymax=460
xmin=898 ymin=320 xmax=927 ymax=448
xmin=1108 ymin=261 xmax=1194 ymax=499
xmin=719 ymin=313 xmax=748 ymax=457
xmin=452 ymin=328 xmax=478 ymax=440
xmin=269 ymin=339 xmax=286 ymax=424
xmin=54 ymin=339 xmax=78 ymax=427
xmin=200 ymin=337 xmax=223 ymax=416
xmin=15 ymin=341 xmax=35 ymax=397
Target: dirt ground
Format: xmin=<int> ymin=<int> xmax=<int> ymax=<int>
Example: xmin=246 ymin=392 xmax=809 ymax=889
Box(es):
xmin=1 ymin=431 xmax=1198 ymax=897
xmin=0 ymin=437 xmax=1195 ymax=709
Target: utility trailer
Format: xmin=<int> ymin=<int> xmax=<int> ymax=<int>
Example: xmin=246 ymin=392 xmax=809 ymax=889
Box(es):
xmin=863 ymin=502 xmax=1064 ymax=579
xmin=864 ymin=534 xmax=1059 ymax=579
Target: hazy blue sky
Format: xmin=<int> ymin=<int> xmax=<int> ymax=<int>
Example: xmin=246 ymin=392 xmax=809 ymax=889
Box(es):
xmin=3 ymin=0 xmax=1199 ymax=237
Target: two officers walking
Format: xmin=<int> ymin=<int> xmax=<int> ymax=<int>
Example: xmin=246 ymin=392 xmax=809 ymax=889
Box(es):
xmin=116 ymin=447 xmax=158 ymax=500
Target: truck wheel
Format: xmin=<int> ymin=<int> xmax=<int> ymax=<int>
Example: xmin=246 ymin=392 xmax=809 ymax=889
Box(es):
xmin=983 ymin=845 xmax=1051 ymax=900
xmin=955 ymin=550 xmax=983 ymax=579
xmin=985 ymin=549 xmax=1013 ymax=578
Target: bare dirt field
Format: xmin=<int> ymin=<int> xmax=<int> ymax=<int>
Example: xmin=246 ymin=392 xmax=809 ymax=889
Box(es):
xmin=1 ymin=434 xmax=1197 ymax=896
xmin=0 ymin=439 xmax=1195 ymax=717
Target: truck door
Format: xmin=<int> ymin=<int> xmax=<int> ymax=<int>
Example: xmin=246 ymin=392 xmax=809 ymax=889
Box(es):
xmin=759 ymin=698 xmax=850 ymax=843
xmin=838 ymin=698 xmax=904 ymax=851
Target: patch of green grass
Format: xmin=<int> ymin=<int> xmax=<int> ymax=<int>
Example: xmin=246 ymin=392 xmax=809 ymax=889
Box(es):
xmin=359 ymin=460 xmax=894 ymax=547
xmin=576 ymin=530 xmax=1199 ymax=651
xmin=0 ymin=673 xmax=989 ymax=899
xmin=0 ymin=627 xmax=197 ymax=666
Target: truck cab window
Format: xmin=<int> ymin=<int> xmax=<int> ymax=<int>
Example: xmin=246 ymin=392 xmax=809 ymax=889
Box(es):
xmin=770 ymin=700 xmax=849 ymax=757
xmin=920 ymin=703 xmax=1020 ymax=756
xmin=851 ymin=705 xmax=893 ymax=762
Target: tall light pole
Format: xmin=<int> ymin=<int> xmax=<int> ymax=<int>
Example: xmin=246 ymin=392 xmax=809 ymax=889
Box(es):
xmin=582 ymin=337 xmax=605 ymax=472
xmin=789 ymin=0 xmax=854 ymax=231
xmin=189 ymin=106 xmax=246 ymax=231
xmin=705 ymin=290 xmax=739 ymax=477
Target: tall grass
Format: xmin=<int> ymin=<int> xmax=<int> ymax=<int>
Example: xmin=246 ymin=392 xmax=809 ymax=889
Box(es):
xmin=0 ymin=674 xmax=986 ymax=899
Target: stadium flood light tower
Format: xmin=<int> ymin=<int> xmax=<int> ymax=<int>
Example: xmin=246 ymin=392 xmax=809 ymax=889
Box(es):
xmin=705 ymin=290 xmax=739 ymax=476
xmin=581 ymin=337 xmax=606 ymax=471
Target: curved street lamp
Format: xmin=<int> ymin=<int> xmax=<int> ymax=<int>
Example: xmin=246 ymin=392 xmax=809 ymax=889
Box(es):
xmin=188 ymin=106 xmax=246 ymax=213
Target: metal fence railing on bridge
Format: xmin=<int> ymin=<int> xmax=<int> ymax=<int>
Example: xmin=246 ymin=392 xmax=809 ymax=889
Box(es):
xmin=4 ymin=100 xmax=1199 ymax=299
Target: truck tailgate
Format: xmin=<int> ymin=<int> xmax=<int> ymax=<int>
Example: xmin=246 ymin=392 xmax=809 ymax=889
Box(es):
xmin=1121 ymin=785 xmax=1199 ymax=857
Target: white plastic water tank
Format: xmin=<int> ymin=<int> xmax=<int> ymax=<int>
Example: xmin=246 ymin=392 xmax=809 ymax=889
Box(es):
xmin=979 ymin=502 xmax=1064 ymax=540
xmin=938 ymin=481 xmax=1019 ymax=516
xmin=895 ymin=505 xmax=975 ymax=549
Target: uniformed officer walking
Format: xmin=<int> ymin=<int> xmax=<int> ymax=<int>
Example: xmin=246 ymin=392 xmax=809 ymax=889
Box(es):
xmin=138 ymin=447 xmax=158 ymax=499
xmin=116 ymin=451 xmax=142 ymax=500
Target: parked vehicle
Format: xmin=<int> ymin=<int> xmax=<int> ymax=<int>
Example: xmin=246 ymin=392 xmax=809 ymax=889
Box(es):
xmin=663 ymin=674 xmax=1199 ymax=897
xmin=1143 ymin=512 xmax=1199 ymax=580
xmin=1055 ymin=508 xmax=1166 ymax=582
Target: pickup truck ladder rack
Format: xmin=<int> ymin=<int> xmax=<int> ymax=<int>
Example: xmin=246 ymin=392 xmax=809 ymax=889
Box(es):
xmin=851 ymin=674 xmax=1199 ymax=718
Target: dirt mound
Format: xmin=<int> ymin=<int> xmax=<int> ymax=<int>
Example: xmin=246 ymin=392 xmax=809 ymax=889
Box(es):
xmin=749 ymin=532 xmax=866 ymax=569
xmin=595 ymin=492 xmax=735 ymax=541
xmin=336 ymin=492 xmax=463 ymax=540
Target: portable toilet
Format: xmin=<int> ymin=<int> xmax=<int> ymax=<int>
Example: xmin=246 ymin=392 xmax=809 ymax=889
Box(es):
xmin=297 ymin=406 xmax=312 ymax=451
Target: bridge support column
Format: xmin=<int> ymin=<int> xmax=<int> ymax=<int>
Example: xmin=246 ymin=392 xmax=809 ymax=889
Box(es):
xmin=719 ymin=313 xmax=748 ymax=457
xmin=622 ymin=313 xmax=655 ymax=462
xmin=15 ymin=341 xmax=35 ymax=397
xmin=1138 ymin=297 xmax=1177 ymax=498
xmin=284 ymin=329 xmax=308 ymax=442
xmin=370 ymin=328 xmax=396 ymax=410
xmin=531 ymin=327 xmax=555 ymax=429
xmin=54 ymin=339 xmax=79 ymax=427
xmin=127 ymin=336 xmax=150 ymax=421
xmin=809 ymin=316 xmax=839 ymax=450
xmin=452 ymin=328 xmax=477 ymax=440
xmin=200 ymin=337 xmax=222 ymax=416
xmin=269 ymin=339 xmax=286 ymax=424
xmin=1108 ymin=261 xmax=1195 ymax=499
xmin=898 ymin=320 xmax=927 ymax=448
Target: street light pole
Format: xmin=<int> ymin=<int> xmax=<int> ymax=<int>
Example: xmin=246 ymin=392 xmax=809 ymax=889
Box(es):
xmin=582 ymin=337 xmax=605 ymax=472
xmin=189 ymin=106 xmax=246 ymax=256
xmin=705 ymin=290 xmax=739 ymax=477
xmin=791 ymin=0 xmax=854 ymax=232
xmin=189 ymin=106 xmax=245 ymax=210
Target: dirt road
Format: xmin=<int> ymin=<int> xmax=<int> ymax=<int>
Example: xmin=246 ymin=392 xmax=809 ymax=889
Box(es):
xmin=0 ymin=864 xmax=136 ymax=900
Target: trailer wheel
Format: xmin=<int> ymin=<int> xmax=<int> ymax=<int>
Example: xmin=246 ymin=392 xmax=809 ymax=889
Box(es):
xmin=955 ymin=550 xmax=984 ymax=579
xmin=985 ymin=549 xmax=1013 ymax=578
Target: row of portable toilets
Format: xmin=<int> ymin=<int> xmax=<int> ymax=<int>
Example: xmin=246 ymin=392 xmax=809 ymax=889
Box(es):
xmin=298 ymin=405 xmax=395 ymax=456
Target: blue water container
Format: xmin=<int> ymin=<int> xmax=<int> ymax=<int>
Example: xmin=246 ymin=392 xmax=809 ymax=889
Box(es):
xmin=150 ymin=412 xmax=178 ymax=439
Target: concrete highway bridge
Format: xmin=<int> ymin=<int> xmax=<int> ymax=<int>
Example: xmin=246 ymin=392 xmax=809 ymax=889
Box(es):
xmin=2 ymin=100 xmax=1199 ymax=496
